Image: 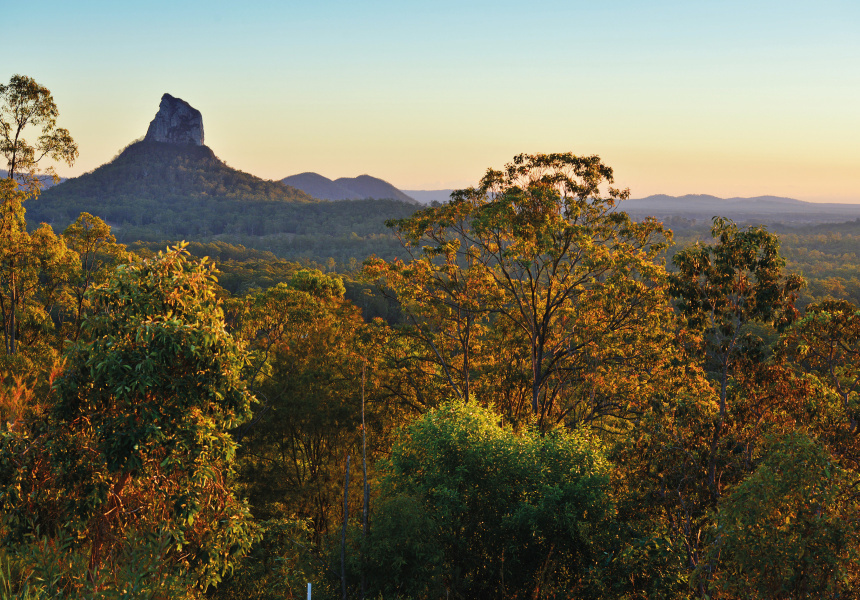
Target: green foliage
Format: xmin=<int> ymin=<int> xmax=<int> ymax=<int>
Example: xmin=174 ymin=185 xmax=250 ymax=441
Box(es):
xmin=782 ymin=299 xmax=860 ymax=432
xmin=696 ymin=432 xmax=859 ymax=599
xmin=232 ymin=280 xmax=397 ymax=548
xmin=0 ymin=179 xmax=79 ymax=364
xmin=289 ymin=268 xmax=345 ymax=299
xmin=0 ymin=74 xmax=78 ymax=192
xmin=54 ymin=244 xmax=251 ymax=472
xmin=669 ymin=219 xmax=860 ymax=311
xmin=210 ymin=518 xmax=321 ymax=600
xmin=0 ymin=527 xmax=197 ymax=599
xmin=0 ymin=245 xmax=257 ymax=596
xmin=60 ymin=212 xmax=128 ymax=342
xmin=363 ymin=400 xmax=613 ymax=599
xmin=6 ymin=135 xmax=860 ymax=599
xmin=670 ymin=217 xmax=804 ymax=351
xmin=670 ymin=217 xmax=805 ymax=497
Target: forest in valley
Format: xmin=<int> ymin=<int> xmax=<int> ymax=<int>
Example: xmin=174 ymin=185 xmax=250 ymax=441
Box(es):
xmin=2 ymin=76 xmax=860 ymax=599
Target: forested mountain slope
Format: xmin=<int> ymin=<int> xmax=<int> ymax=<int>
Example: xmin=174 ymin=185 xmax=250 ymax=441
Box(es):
xmin=29 ymin=140 xmax=313 ymax=233
xmin=26 ymin=140 xmax=420 ymax=262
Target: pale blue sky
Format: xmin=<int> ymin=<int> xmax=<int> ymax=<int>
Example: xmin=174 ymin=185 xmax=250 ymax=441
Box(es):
xmin=8 ymin=0 xmax=860 ymax=201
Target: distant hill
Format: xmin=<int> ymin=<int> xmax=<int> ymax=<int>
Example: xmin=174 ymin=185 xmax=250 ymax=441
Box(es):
xmin=29 ymin=90 xmax=322 ymax=234
xmin=27 ymin=140 xmax=419 ymax=260
xmin=282 ymin=172 xmax=361 ymax=200
xmin=403 ymin=189 xmax=456 ymax=204
xmin=282 ymin=172 xmax=417 ymax=203
xmin=333 ymin=175 xmax=416 ymax=203
xmin=1 ymin=169 xmax=66 ymax=189
xmin=624 ymin=194 xmax=860 ymax=225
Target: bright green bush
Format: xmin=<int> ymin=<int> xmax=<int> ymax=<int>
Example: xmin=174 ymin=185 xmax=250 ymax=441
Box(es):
xmin=361 ymin=400 xmax=613 ymax=599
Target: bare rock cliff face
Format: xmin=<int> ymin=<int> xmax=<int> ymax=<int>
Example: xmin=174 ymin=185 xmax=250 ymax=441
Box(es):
xmin=144 ymin=94 xmax=204 ymax=145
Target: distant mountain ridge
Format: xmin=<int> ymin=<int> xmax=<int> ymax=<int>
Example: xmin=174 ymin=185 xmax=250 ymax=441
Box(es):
xmin=281 ymin=172 xmax=359 ymax=200
xmin=14 ymin=88 xmax=860 ymax=244
xmin=30 ymin=91 xmax=316 ymax=225
xmin=0 ymin=170 xmax=66 ymax=189
xmin=31 ymin=140 xmax=317 ymax=234
xmin=282 ymin=172 xmax=416 ymax=203
xmin=624 ymin=194 xmax=860 ymax=225
xmin=403 ymin=189 xmax=456 ymax=204
xmin=629 ymin=194 xmax=806 ymax=207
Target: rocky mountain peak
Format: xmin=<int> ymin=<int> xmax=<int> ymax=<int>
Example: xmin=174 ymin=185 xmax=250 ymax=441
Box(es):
xmin=144 ymin=93 xmax=204 ymax=146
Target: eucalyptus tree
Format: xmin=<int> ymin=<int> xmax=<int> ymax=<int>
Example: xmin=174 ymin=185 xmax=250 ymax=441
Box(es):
xmin=367 ymin=152 xmax=673 ymax=429
xmin=0 ymin=179 xmax=77 ymax=359
xmin=0 ymin=76 xmax=78 ymax=362
xmin=1 ymin=74 xmax=77 ymax=192
xmin=670 ymin=217 xmax=805 ymax=500
xmin=781 ymin=299 xmax=860 ymax=435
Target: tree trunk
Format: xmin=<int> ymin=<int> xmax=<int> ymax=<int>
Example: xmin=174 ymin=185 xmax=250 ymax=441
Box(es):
xmin=87 ymin=471 xmax=131 ymax=586
xmin=361 ymin=361 xmax=369 ymax=600
xmin=341 ymin=454 xmax=350 ymax=600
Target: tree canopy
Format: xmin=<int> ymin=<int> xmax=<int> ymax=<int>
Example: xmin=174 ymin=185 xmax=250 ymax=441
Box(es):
xmin=0 ymin=74 xmax=77 ymax=193
xmin=0 ymin=245 xmax=257 ymax=596
xmin=367 ymin=152 xmax=673 ymax=429
xmin=362 ymin=400 xmax=613 ymax=599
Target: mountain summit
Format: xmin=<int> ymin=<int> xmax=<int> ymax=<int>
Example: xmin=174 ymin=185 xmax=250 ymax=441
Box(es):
xmin=144 ymin=93 xmax=204 ymax=146
xmin=31 ymin=93 xmax=319 ymax=237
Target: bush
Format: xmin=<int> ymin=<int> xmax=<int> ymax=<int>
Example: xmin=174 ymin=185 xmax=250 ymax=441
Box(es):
xmin=361 ymin=400 xmax=613 ymax=599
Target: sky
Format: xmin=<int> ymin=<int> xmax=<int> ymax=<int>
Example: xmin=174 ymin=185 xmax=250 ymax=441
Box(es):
xmin=7 ymin=0 xmax=860 ymax=202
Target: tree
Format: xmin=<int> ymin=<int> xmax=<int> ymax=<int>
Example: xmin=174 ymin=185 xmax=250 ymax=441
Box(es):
xmin=615 ymin=219 xmax=810 ymax=595
xmin=0 ymin=179 xmax=78 ymax=361
xmin=366 ymin=152 xmax=673 ymax=429
xmin=782 ymin=299 xmax=860 ymax=434
xmin=694 ymin=433 xmax=859 ymax=599
xmin=0 ymin=74 xmax=78 ymax=193
xmin=361 ymin=400 xmax=613 ymax=599
xmin=669 ymin=217 xmax=804 ymax=501
xmin=0 ymin=245 xmax=257 ymax=596
xmin=232 ymin=271 xmax=395 ymax=547
xmin=61 ymin=212 xmax=128 ymax=342
xmin=0 ymin=76 xmax=78 ymax=363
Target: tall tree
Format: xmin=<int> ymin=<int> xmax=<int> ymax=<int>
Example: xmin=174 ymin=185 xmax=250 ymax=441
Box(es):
xmin=232 ymin=271 xmax=395 ymax=546
xmin=669 ymin=217 xmax=804 ymax=501
xmin=0 ymin=74 xmax=77 ymax=193
xmin=60 ymin=212 xmax=128 ymax=342
xmin=0 ymin=76 xmax=78 ymax=362
xmin=0 ymin=179 xmax=78 ymax=360
xmin=782 ymin=299 xmax=860 ymax=435
xmin=367 ymin=152 xmax=673 ymax=428
xmin=619 ymin=219 xmax=810 ymax=595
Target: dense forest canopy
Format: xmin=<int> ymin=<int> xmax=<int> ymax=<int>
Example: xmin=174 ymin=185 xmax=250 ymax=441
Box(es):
xmin=1 ymin=76 xmax=859 ymax=599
